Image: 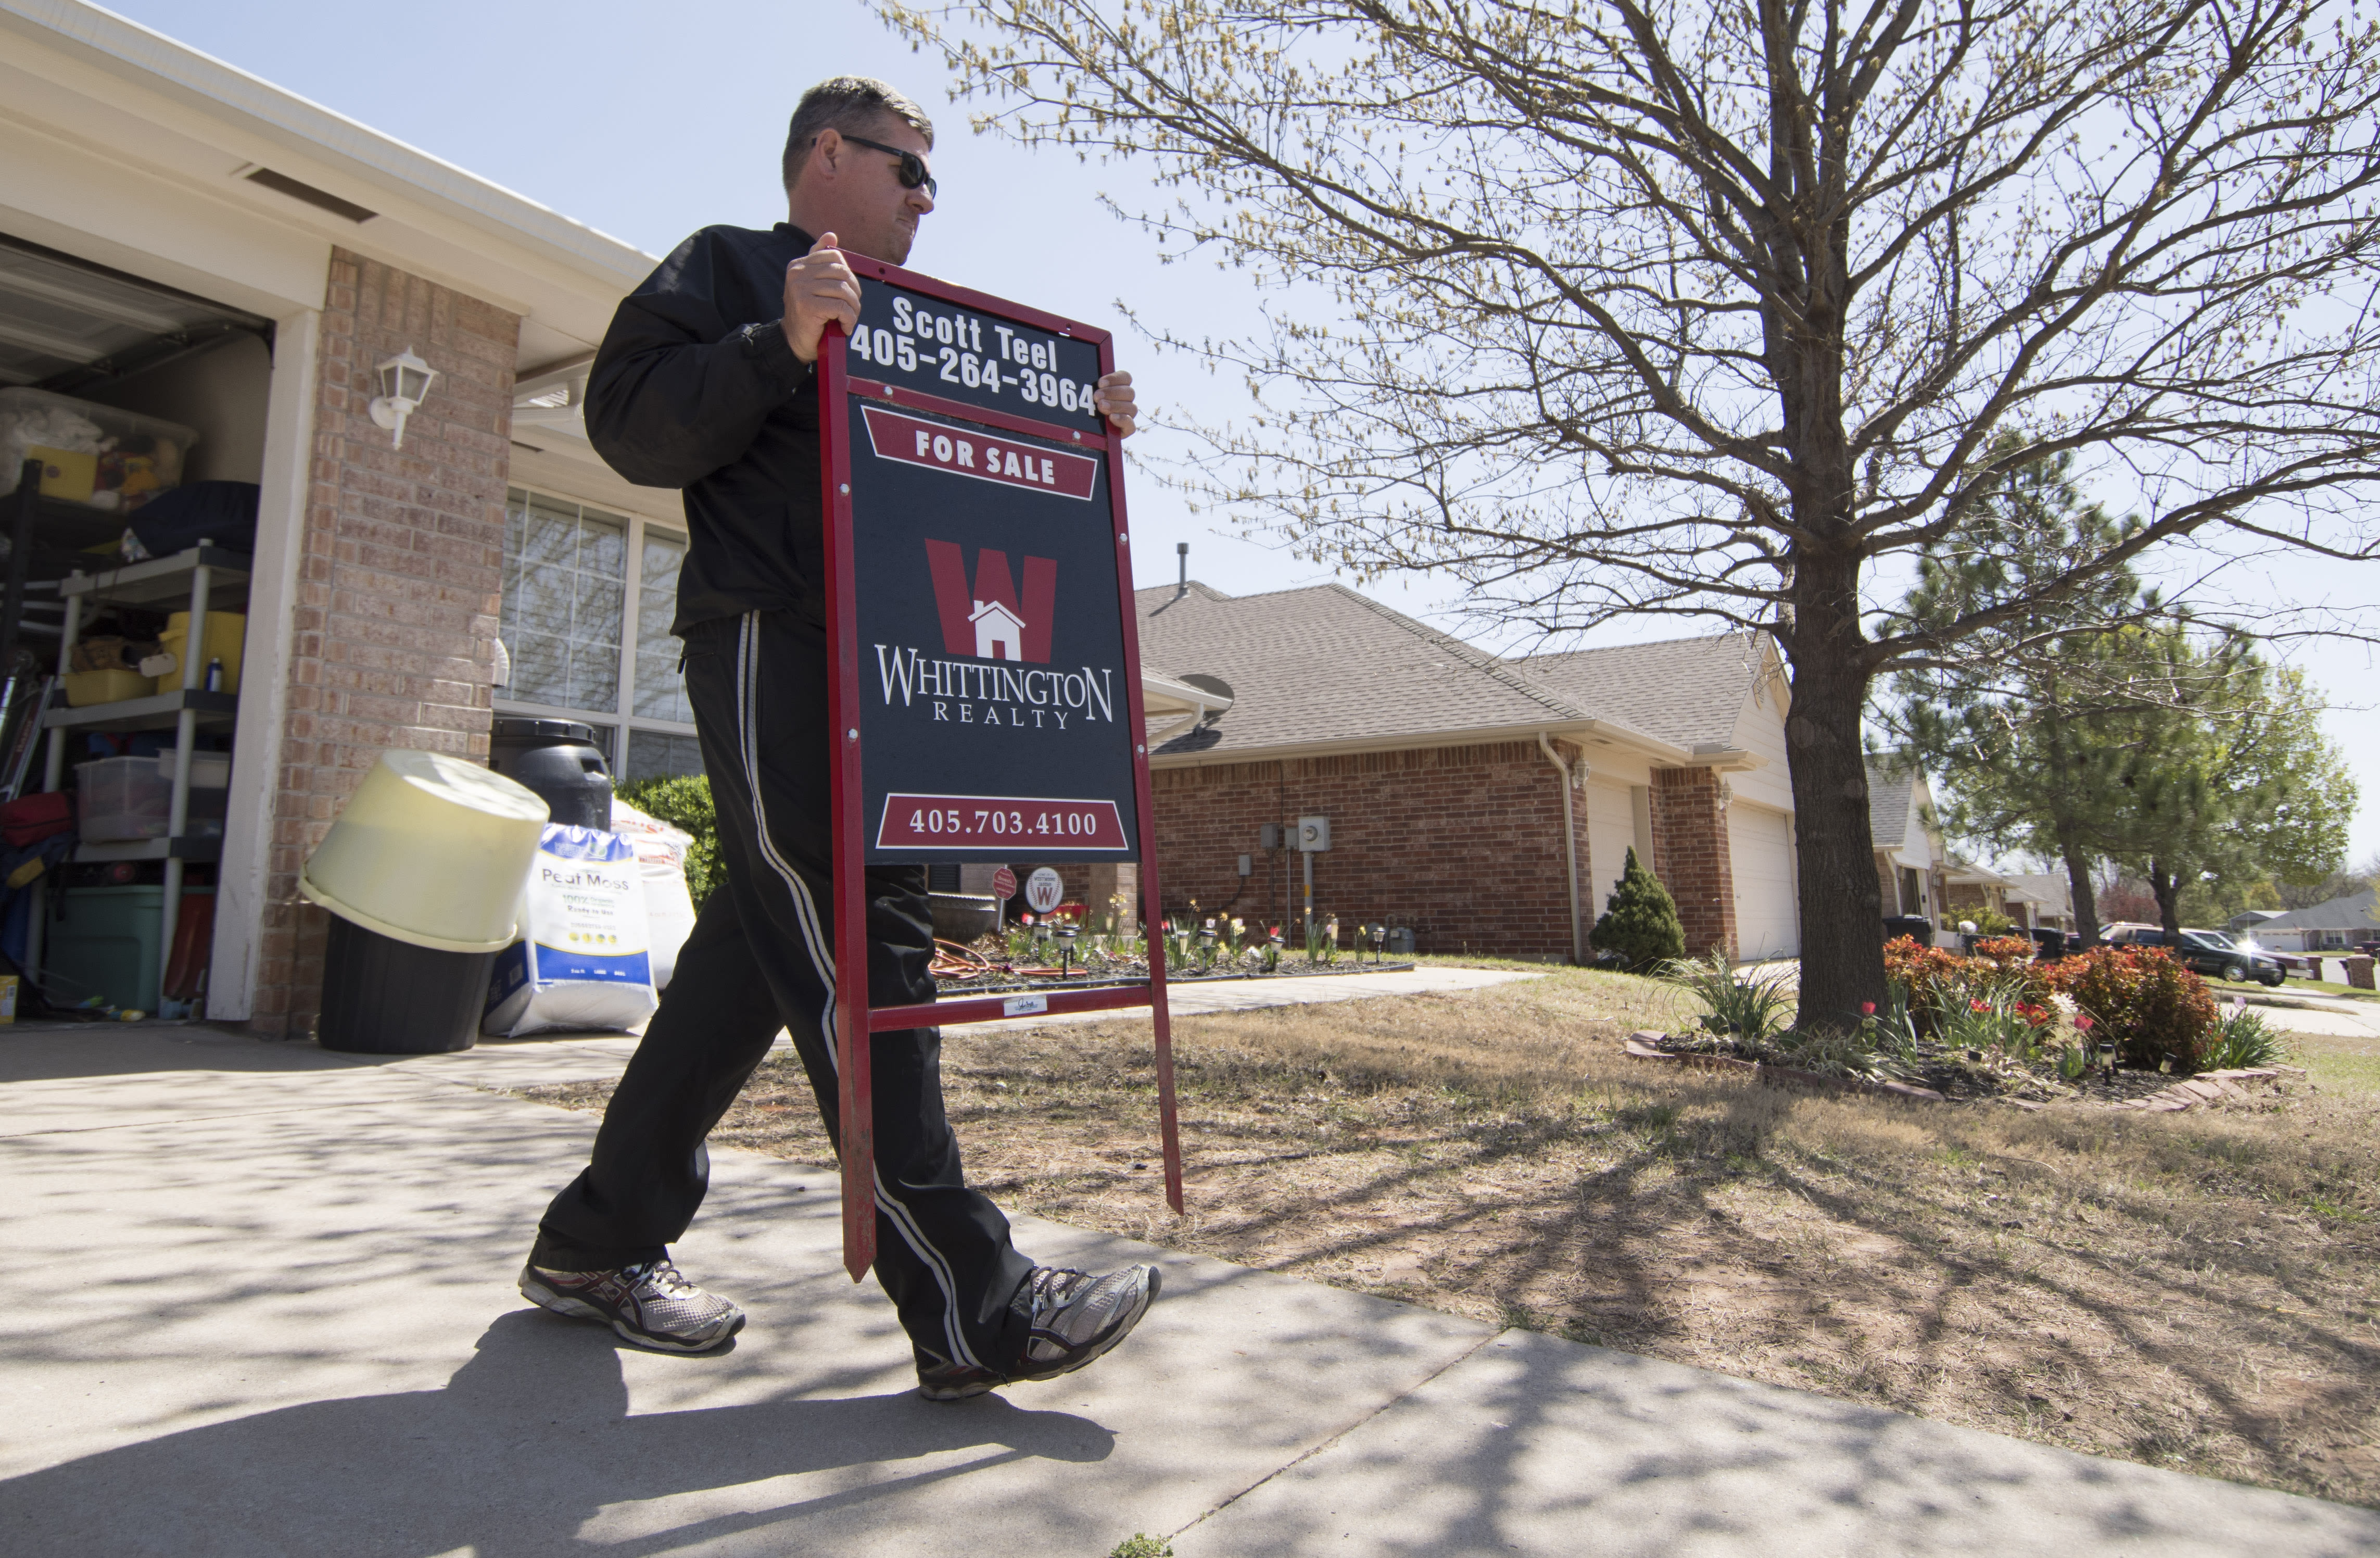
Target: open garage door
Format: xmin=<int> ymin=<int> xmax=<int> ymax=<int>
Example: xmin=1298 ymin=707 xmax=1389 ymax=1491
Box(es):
xmin=1729 ymin=801 xmax=1799 ymax=961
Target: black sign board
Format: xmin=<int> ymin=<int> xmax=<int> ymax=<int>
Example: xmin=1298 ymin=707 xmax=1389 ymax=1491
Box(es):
xmin=817 ymin=258 xmax=1179 ymax=1279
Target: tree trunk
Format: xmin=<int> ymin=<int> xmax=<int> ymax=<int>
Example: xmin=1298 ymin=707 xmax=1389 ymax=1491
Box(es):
xmin=2059 ymin=831 xmax=2102 ymax=948
xmin=2148 ymin=861 xmax=2184 ymax=936
xmin=1783 ymin=559 xmax=1888 ymax=1026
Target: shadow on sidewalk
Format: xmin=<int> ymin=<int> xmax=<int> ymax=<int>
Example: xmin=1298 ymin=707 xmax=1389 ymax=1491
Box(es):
xmin=2 ymin=1309 xmax=1113 ymax=1555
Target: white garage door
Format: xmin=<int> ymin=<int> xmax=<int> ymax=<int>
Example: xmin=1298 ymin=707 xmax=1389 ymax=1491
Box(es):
xmin=1730 ymin=802 xmax=1799 ymax=961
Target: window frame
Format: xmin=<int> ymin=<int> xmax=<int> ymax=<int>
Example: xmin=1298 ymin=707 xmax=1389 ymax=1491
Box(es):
xmin=496 ymin=483 xmax=699 ymax=774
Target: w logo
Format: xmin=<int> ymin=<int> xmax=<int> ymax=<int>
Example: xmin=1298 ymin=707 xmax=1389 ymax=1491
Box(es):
xmin=925 ymin=541 xmax=1057 ymax=662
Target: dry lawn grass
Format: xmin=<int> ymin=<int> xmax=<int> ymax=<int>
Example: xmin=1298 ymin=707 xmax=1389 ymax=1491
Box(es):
xmin=526 ymin=969 xmax=2380 ymax=1507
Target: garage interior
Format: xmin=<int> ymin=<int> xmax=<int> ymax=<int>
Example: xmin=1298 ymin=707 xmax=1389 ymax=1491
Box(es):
xmin=0 ymin=229 xmax=275 ymax=1017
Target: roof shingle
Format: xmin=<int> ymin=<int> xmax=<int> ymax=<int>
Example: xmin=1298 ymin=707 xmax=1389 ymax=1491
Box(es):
xmin=1133 ymin=581 xmax=1770 ymax=760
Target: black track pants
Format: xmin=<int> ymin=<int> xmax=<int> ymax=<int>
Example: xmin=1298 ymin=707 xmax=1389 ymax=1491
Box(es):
xmin=532 ymin=610 xmax=1035 ymax=1373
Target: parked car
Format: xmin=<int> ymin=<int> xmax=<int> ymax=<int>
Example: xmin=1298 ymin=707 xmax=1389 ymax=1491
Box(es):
xmin=2102 ymin=924 xmax=2285 ymax=986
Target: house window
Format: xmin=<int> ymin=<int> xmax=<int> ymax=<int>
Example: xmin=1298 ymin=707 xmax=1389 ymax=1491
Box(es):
xmin=1900 ymin=866 xmax=1922 ymax=915
xmin=498 ymin=486 xmax=702 ymax=781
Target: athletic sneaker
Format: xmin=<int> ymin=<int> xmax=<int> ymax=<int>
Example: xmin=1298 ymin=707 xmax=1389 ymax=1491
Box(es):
xmin=917 ymin=1262 xmax=1161 ymax=1401
xmin=518 ymin=1259 xmax=746 ymax=1353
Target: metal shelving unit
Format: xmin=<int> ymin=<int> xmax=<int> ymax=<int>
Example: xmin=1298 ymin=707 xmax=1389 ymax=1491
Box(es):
xmin=29 ymin=544 xmax=251 ymax=1005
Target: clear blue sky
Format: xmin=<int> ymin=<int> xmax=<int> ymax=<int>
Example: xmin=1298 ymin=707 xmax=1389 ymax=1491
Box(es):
xmin=97 ymin=0 xmax=2380 ymax=869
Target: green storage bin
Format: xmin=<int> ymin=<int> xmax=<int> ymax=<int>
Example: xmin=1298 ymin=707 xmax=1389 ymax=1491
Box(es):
xmin=44 ymin=885 xmax=214 ymax=1012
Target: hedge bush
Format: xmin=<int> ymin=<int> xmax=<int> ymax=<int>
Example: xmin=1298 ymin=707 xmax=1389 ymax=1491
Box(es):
xmin=616 ymin=773 xmax=721 ymax=909
xmin=2049 ymin=945 xmax=2218 ymax=1073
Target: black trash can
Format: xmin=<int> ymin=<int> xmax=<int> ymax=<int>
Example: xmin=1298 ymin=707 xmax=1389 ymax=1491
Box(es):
xmin=489 ymin=717 xmax=612 ymax=828
xmin=1882 ymin=914 xmax=1935 ymax=946
xmin=317 ymin=913 xmax=497 ymax=1053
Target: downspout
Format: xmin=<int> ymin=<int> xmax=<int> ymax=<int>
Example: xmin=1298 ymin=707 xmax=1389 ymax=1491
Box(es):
xmin=1539 ymin=733 xmax=1584 ymax=964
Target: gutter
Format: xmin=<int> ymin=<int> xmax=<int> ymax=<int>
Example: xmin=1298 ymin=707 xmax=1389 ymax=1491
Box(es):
xmin=1539 ymin=733 xmax=1585 ymax=965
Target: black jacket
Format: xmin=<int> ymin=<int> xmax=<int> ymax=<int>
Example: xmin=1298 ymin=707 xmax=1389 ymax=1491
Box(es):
xmin=584 ymin=223 xmax=822 ymax=633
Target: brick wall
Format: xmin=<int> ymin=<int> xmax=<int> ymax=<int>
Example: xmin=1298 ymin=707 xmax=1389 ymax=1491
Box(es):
xmin=247 ymin=250 xmax=517 ymax=1036
xmin=1651 ymin=767 xmax=1736 ymax=959
xmin=1146 ymin=739 xmax=1590 ymax=958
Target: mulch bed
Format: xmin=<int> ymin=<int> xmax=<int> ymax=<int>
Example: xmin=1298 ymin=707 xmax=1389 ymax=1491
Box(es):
xmin=1626 ymin=1029 xmax=2293 ymax=1111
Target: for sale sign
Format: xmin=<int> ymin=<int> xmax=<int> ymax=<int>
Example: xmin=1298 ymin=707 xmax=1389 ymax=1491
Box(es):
xmin=818 ymin=258 xmax=1183 ymax=1282
xmin=826 ymin=268 xmax=1142 ymax=866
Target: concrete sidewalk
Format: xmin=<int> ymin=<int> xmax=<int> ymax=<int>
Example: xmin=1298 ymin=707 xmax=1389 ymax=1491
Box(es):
xmin=5 ymin=1023 xmax=2376 ymax=1556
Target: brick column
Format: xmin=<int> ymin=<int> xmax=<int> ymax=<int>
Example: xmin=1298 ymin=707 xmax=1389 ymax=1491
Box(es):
xmin=247 ymin=250 xmax=517 ymax=1037
xmin=1650 ymin=766 xmax=1737 ymax=960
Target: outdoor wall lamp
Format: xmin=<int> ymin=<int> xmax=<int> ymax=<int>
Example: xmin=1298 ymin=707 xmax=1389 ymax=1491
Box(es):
xmin=369 ymin=347 xmax=438 ymax=448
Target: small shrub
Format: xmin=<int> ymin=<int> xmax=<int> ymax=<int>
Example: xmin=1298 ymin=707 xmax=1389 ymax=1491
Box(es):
xmin=1590 ymin=847 xmax=1686 ymax=969
xmin=1109 ymin=1538 xmax=1174 ymax=1558
xmin=2049 ymin=945 xmax=2218 ymax=1072
xmin=616 ymin=773 xmax=720 ymax=909
xmin=2205 ymin=1002 xmax=2289 ymax=1070
xmin=1662 ymin=951 xmax=1794 ymax=1045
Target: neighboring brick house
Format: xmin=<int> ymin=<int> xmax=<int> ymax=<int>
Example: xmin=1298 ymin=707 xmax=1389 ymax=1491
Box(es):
xmin=1868 ymin=756 xmax=1948 ymax=927
xmin=1118 ymin=583 xmax=1800 ymax=961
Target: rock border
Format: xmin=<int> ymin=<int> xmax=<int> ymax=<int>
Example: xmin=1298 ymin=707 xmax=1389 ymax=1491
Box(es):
xmin=1623 ymin=1032 xmax=1946 ymax=1102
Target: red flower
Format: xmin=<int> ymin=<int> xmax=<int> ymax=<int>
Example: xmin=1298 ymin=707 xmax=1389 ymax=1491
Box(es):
xmin=2074 ymin=1013 xmax=2095 ymax=1032
xmin=1970 ymin=998 xmax=1989 ymax=1012
xmin=1860 ymin=1001 xmax=1877 ymax=1016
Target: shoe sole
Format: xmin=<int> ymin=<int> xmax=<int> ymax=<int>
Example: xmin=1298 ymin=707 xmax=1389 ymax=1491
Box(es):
xmin=518 ymin=1273 xmax=745 ymax=1354
xmin=1013 ymin=1265 xmax=1162 ymax=1384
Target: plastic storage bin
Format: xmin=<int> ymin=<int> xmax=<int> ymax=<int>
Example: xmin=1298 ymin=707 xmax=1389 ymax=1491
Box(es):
xmin=63 ymin=668 xmax=156 ymax=707
xmin=44 ymin=885 xmax=215 ymax=1012
xmin=75 ymin=756 xmax=171 ymax=841
xmin=158 ymin=611 xmax=247 ymax=693
xmin=0 ymin=387 xmax=196 ymax=512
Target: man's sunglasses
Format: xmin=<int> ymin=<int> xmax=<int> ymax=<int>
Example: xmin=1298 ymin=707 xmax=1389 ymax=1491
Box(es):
xmin=832 ymin=134 xmax=938 ymax=199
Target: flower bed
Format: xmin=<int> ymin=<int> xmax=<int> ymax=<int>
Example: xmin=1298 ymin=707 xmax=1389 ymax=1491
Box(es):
xmin=1642 ymin=939 xmax=2273 ymax=1104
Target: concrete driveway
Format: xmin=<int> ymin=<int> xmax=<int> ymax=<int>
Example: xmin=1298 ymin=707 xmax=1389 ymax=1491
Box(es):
xmin=5 ymin=1013 xmax=2376 ymax=1556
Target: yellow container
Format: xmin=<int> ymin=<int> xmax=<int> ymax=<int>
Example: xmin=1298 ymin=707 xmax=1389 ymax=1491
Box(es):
xmin=30 ymin=446 xmax=96 ymax=503
xmin=158 ymin=611 xmax=246 ymax=694
xmin=63 ymin=668 xmax=156 ymax=706
xmin=300 ymin=749 xmax=549 ymax=953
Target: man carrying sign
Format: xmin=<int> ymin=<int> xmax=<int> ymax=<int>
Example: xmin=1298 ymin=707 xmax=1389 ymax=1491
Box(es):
xmin=520 ymin=77 xmax=1158 ymax=1401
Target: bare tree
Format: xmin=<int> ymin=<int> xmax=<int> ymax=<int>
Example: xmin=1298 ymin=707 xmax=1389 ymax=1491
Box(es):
xmin=880 ymin=0 xmax=2380 ymax=1018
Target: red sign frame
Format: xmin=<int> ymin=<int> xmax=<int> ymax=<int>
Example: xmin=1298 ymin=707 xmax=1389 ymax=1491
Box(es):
xmin=817 ymin=256 xmax=1182 ymax=1280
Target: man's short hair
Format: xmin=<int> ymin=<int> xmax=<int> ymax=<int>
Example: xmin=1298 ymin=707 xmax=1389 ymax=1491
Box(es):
xmin=782 ymin=78 xmax=935 ymax=191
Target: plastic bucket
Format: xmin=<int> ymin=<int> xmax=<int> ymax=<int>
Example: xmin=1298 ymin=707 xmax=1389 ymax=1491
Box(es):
xmin=300 ymin=748 xmax=549 ymax=952
xmin=159 ymin=611 xmax=246 ymax=693
xmin=318 ymin=914 xmax=494 ymax=1054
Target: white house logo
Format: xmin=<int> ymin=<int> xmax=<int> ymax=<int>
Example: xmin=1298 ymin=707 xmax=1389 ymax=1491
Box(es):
xmin=926 ymin=539 xmax=1054 ymax=662
xmin=859 ymin=404 xmax=1099 ymax=500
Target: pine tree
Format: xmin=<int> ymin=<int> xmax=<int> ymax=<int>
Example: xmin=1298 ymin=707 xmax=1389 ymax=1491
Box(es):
xmin=1590 ymin=847 xmax=1686 ymax=971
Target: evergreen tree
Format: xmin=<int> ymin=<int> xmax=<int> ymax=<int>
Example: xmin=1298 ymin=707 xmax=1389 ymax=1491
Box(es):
xmin=1884 ymin=444 xmax=2162 ymax=946
xmin=1590 ymin=848 xmax=1686 ymax=971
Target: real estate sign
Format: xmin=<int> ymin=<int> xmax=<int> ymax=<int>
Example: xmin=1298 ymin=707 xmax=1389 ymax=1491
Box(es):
xmin=830 ymin=275 xmax=1141 ymax=864
xmin=815 ymin=258 xmax=1179 ymax=1279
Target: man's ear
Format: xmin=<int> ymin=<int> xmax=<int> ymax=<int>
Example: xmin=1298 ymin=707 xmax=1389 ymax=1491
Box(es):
xmin=807 ymin=128 xmax=842 ymax=185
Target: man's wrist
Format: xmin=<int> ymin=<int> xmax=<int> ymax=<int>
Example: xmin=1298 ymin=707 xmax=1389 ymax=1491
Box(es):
xmin=739 ymin=319 xmax=810 ymax=390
